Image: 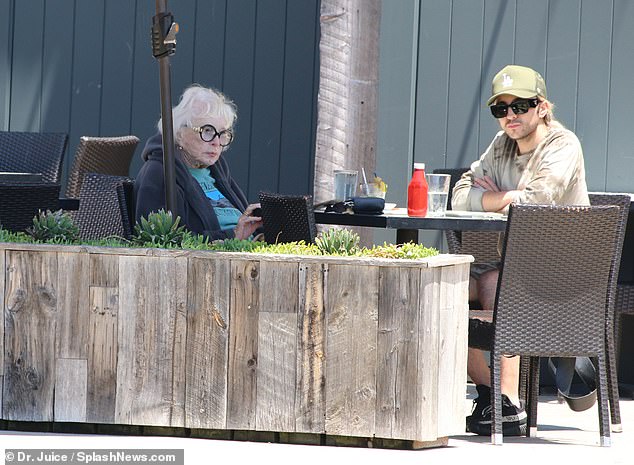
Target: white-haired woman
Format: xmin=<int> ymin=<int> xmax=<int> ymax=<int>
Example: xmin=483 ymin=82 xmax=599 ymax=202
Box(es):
xmin=135 ymin=84 xmax=262 ymax=240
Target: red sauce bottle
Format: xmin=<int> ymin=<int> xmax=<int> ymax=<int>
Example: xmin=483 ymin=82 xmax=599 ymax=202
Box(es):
xmin=407 ymin=162 xmax=428 ymax=217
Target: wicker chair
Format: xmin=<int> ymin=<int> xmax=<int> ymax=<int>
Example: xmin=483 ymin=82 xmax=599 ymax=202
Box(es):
xmin=74 ymin=173 xmax=134 ymax=240
xmin=258 ymin=192 xmax=317 ymax=244
xmin=433 ymin=167 xmax=501 ymax=268
xmin=116 ymin=178 xmax=136 ymax=240
xmin=65 ymin=135 xmax=139 ymax=198
xmin=0 ymin=182 xmax=61 ymax=232
xmin=588 ymin=193 xmax=631 ymax=430
xmin=0 ymin=131 xmax=68 ymax=183
xmin=489 ymin=204 xmax=624 ymax=446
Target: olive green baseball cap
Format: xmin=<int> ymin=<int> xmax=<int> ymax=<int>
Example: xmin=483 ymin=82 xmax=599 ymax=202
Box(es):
xmin=487 ymin=65 xmax=547 ymax=105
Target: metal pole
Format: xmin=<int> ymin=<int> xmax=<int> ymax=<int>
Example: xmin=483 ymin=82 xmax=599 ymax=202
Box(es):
xmin=152 ymin=0 xmax=178 ymax=213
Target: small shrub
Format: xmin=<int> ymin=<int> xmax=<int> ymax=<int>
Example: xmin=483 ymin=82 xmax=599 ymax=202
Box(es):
xmin=132 ymin=209 xmax=189 ymax=248
xmin=315 ymin=228 xmax=360 ymax=256
xmin=27 ymin=209 xmax=80 ymax=243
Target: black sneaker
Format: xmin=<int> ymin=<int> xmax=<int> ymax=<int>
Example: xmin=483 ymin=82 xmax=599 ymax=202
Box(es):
xmin=466 ymin=384 xmax=491 ymax=432
xmin=467 ymin=391 xmax=527 ymax=436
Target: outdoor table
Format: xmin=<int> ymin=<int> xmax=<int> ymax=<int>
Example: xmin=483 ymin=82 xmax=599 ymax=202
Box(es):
xmin=315 ymin=207 xmax=507 ymax=243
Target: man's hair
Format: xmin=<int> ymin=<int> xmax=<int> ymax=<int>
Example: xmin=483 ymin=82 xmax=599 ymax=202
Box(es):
xmin=538 ymin=98 xmax=559 ymax=127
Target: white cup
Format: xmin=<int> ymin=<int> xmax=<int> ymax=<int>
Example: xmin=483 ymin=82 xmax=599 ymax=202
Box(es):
xmin=334 ymin=170 xmax=358 ymax=201
xmin=425 ymin=173 xmax=451 ymax=215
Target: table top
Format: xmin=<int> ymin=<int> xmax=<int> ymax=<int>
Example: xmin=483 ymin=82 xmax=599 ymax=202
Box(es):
xmin=315 ymin=207 xmax=508 ymax=232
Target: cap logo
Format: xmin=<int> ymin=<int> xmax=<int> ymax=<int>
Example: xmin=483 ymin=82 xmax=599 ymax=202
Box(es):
xmin=502 ymin=73 xmax=513 ymax=87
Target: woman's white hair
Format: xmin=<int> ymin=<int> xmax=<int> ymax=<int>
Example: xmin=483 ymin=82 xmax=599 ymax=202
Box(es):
xmin=158 ymin=84 xmax=237 ymax=137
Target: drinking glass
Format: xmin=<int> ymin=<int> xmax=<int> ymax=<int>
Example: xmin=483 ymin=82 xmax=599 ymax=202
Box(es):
xmin=425 ymin=174 xmax=451 ymax=215
xmin=334 ymin=170 xmax=358 ymax=201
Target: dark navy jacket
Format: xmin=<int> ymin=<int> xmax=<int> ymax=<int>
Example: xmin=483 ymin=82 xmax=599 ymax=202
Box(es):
xmin=134 ymin=132 xmax=249 ymax=240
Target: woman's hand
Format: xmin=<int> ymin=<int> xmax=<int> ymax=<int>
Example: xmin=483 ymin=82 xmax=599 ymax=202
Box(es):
xmin=234 ymin=203 xmax=263 ymax=240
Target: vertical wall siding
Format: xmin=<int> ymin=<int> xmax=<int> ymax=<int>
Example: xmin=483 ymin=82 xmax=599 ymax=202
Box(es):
xmin=0 ymin=0 xmax=320 ymax=200
xmin=408 ymin=0 xmax=633 ymax=192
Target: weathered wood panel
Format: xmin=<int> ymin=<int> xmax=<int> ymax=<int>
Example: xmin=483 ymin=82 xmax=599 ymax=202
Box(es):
xmin=185 ymin=257 xmax=230 ymax=429
xmin=295 ymin=262 xmax=326 ymax=433
xmin=256 ymin=260 xmax=299 ymax=431
xmin=436 ymin=264 xmax=469 ymax=437
xmin=87 ymin=285 xmax=118 ymax=423
xmin=227 ymin=259 xmax=260 ymax=430
xmin=0 ymin=248 xmax=4 ymax=416
xmin=258 ymin=261 xmax=298 ymax=314
xmin=417 ymin=267 xmax=441 ymax=441
xmin=57 ymin=252 xmax=90 ymax=358
xmin=90 ymin=254 xmax=119 ymax=287
xmin=3 ymin=251 xmax=58 ymax=421
xmin=256 ymin=312 xmax=297 ymax=432
xmin=0 ymin=249 xmax=5 ymax=377
xmin=324 ymin=264 xmax=378 ymax=437
xmin=115 ymin=256 xmax=188 ymax=427
xmin=54 ymin=358 xmax=87 ymax=422
xmin=0 ymin=244 xmax=471 ymax=443
xmin=375 ymin=266 xmax=421 ymax=440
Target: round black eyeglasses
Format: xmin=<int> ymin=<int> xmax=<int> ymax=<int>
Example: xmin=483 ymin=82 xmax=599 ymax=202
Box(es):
xmin=490 ymin=98 xmax=539 ymax=119
xmin=191 ymin=124 xmax=234 ymax=146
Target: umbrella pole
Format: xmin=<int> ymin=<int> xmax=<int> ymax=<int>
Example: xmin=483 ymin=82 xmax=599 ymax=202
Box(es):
xmin=152 ymin=0 xmax=179 ymax=213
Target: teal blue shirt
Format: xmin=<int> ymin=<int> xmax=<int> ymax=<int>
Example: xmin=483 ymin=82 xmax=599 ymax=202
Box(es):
xmin=189 ymin=168 xmax=241 ymax=231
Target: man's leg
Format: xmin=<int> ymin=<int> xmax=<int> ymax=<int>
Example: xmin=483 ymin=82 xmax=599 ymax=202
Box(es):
xmin=467 ymin=269 xmax=520 ymax=407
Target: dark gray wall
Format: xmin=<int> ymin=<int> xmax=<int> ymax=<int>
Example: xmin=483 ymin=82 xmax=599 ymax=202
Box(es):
xmin=378 ymin=0 xmax=634 ymax=207
xmin=0 ymin=0 xmax=320 ymax=200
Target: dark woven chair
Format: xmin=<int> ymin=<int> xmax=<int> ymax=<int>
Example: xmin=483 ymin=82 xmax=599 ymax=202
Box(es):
xmin=433 ymin=167 xmax=501 ymax=268
xmin=65 ymin=135 xmax=139 ymax=198
xmin=258 ymin=192 xmax=317 ymax=244
xmin=588 ymin=193 xmax=631 ymax=431
xmin=489 ymin=204 xmax=624 ymax=446
xmin=116 ymin=178 xmax=136 ymax=240
xmin=0 ymin=182 xmax=61 ymax=232
xmin=0 ymin=131 xmax=68 ymax=183
xmin=74 ymin=173 xmax=133 ymax=240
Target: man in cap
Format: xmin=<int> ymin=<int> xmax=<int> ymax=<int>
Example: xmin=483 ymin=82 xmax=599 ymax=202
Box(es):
xmin=452 ymin=65 xmax=589 ymax=436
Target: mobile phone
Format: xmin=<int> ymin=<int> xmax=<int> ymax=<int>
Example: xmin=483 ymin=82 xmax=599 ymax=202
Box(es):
xmin=251 ymin=207 xmax=262 ymax=217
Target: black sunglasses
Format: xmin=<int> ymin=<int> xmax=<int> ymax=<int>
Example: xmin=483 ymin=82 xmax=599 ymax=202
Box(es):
xmin=490 ymin=98 xmax=539 ymax=118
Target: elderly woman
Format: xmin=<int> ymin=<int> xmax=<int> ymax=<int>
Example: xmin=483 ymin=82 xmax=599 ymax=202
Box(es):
xmin=135 ymin=84 xmax=262 ymax=240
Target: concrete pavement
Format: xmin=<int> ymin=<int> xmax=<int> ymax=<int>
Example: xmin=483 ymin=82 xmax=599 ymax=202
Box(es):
xmin=1 ymin=385 xmax=633 ymax=465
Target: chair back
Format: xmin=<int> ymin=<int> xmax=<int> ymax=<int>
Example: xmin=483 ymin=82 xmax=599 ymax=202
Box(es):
xmin=493 ymin=204 xmax=623 ymax=356
xmin=258 ymin=192 xmax=317 ymax=243
xmin=75 ymin=173 xmax=133 ymax=240
xmin=432 ymin=167 xmax=469 ymax=210
xmin=0 ymin=131 xmax=68 ymax=183
xmin=116 ymin=179 xmax=136 ymax=240
xmin=433 ymin=167 xmax=501 ymax=263
xmin=0 ymin=182 xmax=61 ymax=232
xmin=66 ymin=135 xmax=139 ymax=198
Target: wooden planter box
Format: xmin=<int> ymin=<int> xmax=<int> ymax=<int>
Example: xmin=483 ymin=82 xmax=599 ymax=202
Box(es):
xmin=0 ymin=243 xmax=471 ymax=445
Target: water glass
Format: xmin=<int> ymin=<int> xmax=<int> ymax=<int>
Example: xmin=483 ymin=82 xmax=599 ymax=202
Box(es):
xmin=425 ymin=173 xmax=451 ymax=215
xmin=334 ymin=170 xmax=358 ymax=201
xmin=359 ymin=183 xmax=386 ymax=199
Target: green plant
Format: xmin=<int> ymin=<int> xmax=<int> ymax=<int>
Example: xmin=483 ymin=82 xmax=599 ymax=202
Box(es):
xmin=315 ymin=228 xmax=360 ymax=256
xmin=208 ymin=238 xmax=262 ymax=253
xmin=27 ymin=209 xmax=80 ymax=242
xmin=363 ymin=241 xmax=438 ymax=259
xmin=132 ymin=209 xmax=189 ymax=248
xmin=252 ymin=240 xmax=321 ymax=256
